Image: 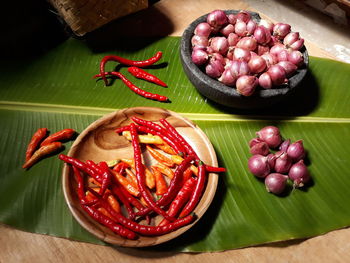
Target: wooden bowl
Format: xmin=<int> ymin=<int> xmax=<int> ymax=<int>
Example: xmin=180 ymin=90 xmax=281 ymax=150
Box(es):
xmin=180 ymin=10 xmax=309 ymax=109
xmin=62 ymin=107 xmax=219 ymax=247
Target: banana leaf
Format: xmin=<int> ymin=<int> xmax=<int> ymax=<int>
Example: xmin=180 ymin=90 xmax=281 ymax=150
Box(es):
xmin=0 ymin=37 xmax=350 ymax=252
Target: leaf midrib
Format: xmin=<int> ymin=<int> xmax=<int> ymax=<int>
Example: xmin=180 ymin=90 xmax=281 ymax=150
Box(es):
xmin=1 ymin=101 xmax=350 ymax=123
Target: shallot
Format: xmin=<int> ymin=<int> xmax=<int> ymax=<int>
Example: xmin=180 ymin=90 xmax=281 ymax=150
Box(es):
xmin=289 ymin=160 xmax=310 ymax=188
xmin=256 ymin=125 xmax=282 ymax=148
xmin=265 ymin=173 xmax=288 ymax=194
xmin=248 ymin=154 xmax=270 ymax=178
xmin=236 ymin=75 xmax=258 ymax=96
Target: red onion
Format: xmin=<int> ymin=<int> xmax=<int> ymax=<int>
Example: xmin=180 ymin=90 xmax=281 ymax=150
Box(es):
xmin=210 ymin=37 xmax=229 ymax=55
xmin=191 ymin=49 xmax=208 ymax=65
xmin=233 ymin=47 xmax=251 ymax=62
xmin=236 ymin=75 xmax=258 ymax=96
xmin=265 ymin=173 xmax=288 ymax=194
xmin=261 ymin=53 xmax=277 ymax=68
xmin=227 ymin=14 xmax=237 ymax=25
xmin=289 ymin=38 xmax=304 ymax=50
xmin=256 ymin=126 xmax=282 ymax=148
xmin=207 ymin=10 xmax=228 ymax=29
xmin=250 ymin=51 xmax=258 ymax=57
xmin=248 ymin=154 xmax=270 ymax=178
xmin=246 ymin=20 xmax=257 ymax=35
xmin=192 ymin=45 xmax=207 ymax=51
xmin=256 ymin=45 xmax=270 ymax=56
xmin=286 ymin=140 xmax=305 ymax=162
xmin=258 ymin=72 xmax=272 ymax=89
xmin=194 ymin=22 xmax=212 ymax=38
xmin=277 ymin=49 xmax=290 ymax=62
xmin=220 ymin=24 xmax=235 ymax=37
xmin=249 ymin=137 xmax=263 ymax=147
xmin=218 ymin=68 xmax=236 ymax=86
xmin=259 ymin=19 xmax=274 ymax=32
xmin=283 ymin=32 xmax=299 ymax=46
xmin=268 ymin=36 xmax=281 ymax=47
xmin=209 ymin=52 xmax=225 ymax=65
xmin=274 ymin=151 xmax=292 ymax=174
xmin=267 ymin=153 xmax=276 ymax=169
xmin=230 ymin=60 xmax=250 ymax=78
xmin=205 ymin=59 xmax=224 ymax=78
xmin=236 ymin=10 xmax=251 ymax=23
xmin=254 ymin=26 xmax=271 ymax=45
xmin=191 ymin=35 xmax=209 ymax=48
xmin=267 ymin=64 xmax=287 ymax=85
xmin=237 ymin=37 xmax=257 ymax=51
xmin=206 ymin=46 xmax=214 ymax=54
xmin=248 ymin=55 xmax=267 ymax=74
xmin=250 ymin=141 xmax=270 ymax=156
xmin=279 ymin=139 xmax=291 ymax=152
xmin=277 ymin=61 xmax=297 ymax=76
xmin=269 ymin=43 xmax=286 ymax=57
xmin=273 ymin=23 xmax=291 ymax=39
xmin=227 ymin=33 xmax=240 ymax=46
xmin=288 ymin=50 xmax=304 ymax=67
xmin=288 ymin=160 xmax=310 ymax=188
xmin=235 ymin=20 xmax=247 ymax=37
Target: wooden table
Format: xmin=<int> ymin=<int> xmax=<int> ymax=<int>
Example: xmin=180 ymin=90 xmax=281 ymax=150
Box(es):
xmin=1 ymin=1 xmax=348 ymax=262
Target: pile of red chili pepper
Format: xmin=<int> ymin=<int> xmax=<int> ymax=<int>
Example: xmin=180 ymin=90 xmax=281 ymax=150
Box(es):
xmin=94 ymin=51 xmax=169 ymax=102
xmin=59 ymin=117 xmax=225 ymax=240
xmin=23 ymin=128 xmax=76 ymax=169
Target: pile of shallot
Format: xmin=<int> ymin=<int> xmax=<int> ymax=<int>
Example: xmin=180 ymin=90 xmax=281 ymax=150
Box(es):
xmin=248 ymin=126 xmax=311 ymax=195
xmin=191 ymin=9 xmax=305 ymax=96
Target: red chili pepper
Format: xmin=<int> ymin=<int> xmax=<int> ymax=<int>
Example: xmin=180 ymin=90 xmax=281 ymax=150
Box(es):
xmin=99 ymin=51 xmax=163 ymax=86
xmin=97 ymin=162 xmax=112 ymax=196
xmin=110 ymin=185 xmax=136 ymax=220
xmin=59 ymin=155 xmax=102 ymax=182
xmin=72 ymin=166 xmax=86 ymax=203
xmin=129 ymin=123 xmax=175 ymax=222
xmin=40 ymin=128 xmax=76 ymax=146
xmin=127 ymin=67 xmax=167 ymax=87
xmin=89 ymin=190 xmax=195 ymax=236
xmin=159 ymin=118 xmax=198 ymax=158
xmin=25 ymin=128 xmax=48 ymax=162
xmin=23 ymin=142 xmax=63 ymax=169
xmin=82 ymin=205 xmax=137 ymax=240
xmin=179 ymin=162 xmax=207 ymax=218
xmin=95 ymin=72 xmax=168 ymax=102
xmin=205 ymin=166 xmax=226 ymax=173
xmin=159 ymin=177 xmax=197 ymax=226
xmin=135 ymin=155 xmax=195 ymax=217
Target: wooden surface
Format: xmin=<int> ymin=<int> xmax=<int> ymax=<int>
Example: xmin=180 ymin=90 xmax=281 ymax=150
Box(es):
xmin=1 ymin=0 xmax=348 ymax=262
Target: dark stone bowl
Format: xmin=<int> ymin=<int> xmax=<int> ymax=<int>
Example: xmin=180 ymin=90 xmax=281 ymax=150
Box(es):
xmin=180 ymin=10 xmax=309 ymax=109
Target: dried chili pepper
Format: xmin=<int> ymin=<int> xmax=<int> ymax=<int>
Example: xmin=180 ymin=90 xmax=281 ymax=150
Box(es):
xmin=89 ymin=189 xmax=195 ymax=236
xmin=40 ymin=128 xmax=76 ymax=146
xmin=82 ymin=204 xmax=137 ymax=240
xmin=129 ymin=123 xmax=175 ymax=222
xmin=128 ymin=67 xmax=167 ymax=87
xmin=23 ymin=142 xmax=63 ymax=169
xmin=146 ymin=145 xmax=174 ymax=167
xmin=24 ymin=128 xmax=48 ymax=162
xmin=94 ymin=72 xmax=169 ymax=102
xmin=99 ymin=51 xmax=163 ymax=86
xmin=179 ymin=162 xmax=207 ymax=218
xmin=159 ymin=177 xmax=197 ymax=226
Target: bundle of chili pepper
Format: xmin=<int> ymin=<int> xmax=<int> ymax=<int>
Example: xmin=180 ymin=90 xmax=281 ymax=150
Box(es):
xmin=23 ymin=128 xmax=76 ymax=169
xmin=58 ymin=117 xmax=225 ymax=240
xmin=96 ymin=51 xmax=169 ymax=102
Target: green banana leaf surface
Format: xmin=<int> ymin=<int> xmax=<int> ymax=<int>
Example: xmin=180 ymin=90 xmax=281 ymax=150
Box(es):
xmin=1 ymin=37 xmax=350 ymax=252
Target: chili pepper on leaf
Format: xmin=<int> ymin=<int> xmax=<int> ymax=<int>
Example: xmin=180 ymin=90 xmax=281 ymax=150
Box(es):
xmin=23 ymin=142 xmax=63 ymax=169
xmin=24 ymin=128 xmax=48 ymax=162
xmin=128 ymin=67 xmax=167 ymax=87
xmin=40 ymin=128 xmax=76 ymax=146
